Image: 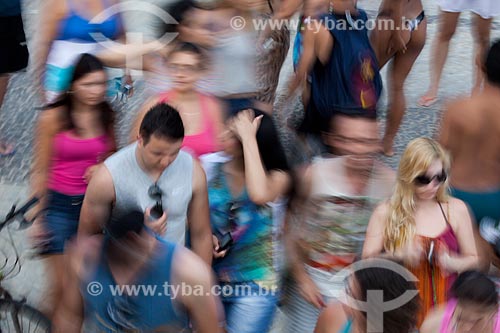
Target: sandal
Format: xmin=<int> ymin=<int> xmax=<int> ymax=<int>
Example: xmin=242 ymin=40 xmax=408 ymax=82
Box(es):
xmin=418 ymin=95 xmax=438 ymax=108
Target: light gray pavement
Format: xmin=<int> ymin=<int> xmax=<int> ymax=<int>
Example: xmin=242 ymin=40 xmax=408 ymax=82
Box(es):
xmin=0 ymin=0 xmax=499 ymax=330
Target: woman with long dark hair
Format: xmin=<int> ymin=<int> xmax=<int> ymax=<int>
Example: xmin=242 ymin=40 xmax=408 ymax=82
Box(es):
xmin=421 ymin=270 xmax=500 ymax=333
xmin=207 ymin=109 xmax=291 ymax=332
xmin=314 ymin=258 xmax=420 ymax=333
xmin=30 ymin=53 xmax=116 ymax=318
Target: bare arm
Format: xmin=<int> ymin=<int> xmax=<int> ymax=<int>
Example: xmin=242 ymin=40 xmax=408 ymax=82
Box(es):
xmin=283 ymin=166 xmax=325 ymax=308
xmin=437 ymin=100 xmax=459 ymax=150
xmin=362 ymin=202 xmax=389 ymax=258
xmin=314 ymin=302 xmax=347 ymax=333
xmin=172 ymin=248 xmax=220 ymax=333
xmin=287 ymin=22 xmax=317 ymax=97
xmin=187 ymin=159 xmax=213 ymax=265
xmin=206 ymin=96 xmax=225 ymax=150
xmin=128 ymin=95 xmax=162 ymax=143
xmin=77 ymin=165 xmax=115 ymax=238
xmin=30 ymin=108 xmax=63 ymax=214
xmin=97 ymin=41 xmax=166 ymax=71
xmin=241 ymin=135 xmax=290 ymax=204
xmin=51 ymin=242 xmax=85 ymax=332
xmin=420 ymin=307 xmax=445 ymax=333
xmin=233 ymin=111 xmax=291 ymax=204
xmin=33 ymin=0 xmax=67 ymax=102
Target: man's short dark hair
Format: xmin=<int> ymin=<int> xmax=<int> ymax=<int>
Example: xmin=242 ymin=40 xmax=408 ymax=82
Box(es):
xmin=139 ymin=103 xmax=184 ymax=144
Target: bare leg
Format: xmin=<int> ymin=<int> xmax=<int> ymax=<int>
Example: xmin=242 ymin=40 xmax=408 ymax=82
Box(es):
xmin=383 ymin=19 xmax=427 ymax=156
xmin=41 ymin=254 xmax=66 ymax=320
xmin=419 ymin=11 xmax=460 ymax=106
xmin=471 ymin=13 xmax=492 ymax=95
xmin=0 ymin=75 xmax=14 ymax=155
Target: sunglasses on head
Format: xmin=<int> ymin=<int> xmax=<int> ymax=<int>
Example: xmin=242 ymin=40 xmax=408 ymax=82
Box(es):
xmin=414 ymin=170 xmax=447 ymax=186
xmin=148 ymin=183 xmax=163 ymax=219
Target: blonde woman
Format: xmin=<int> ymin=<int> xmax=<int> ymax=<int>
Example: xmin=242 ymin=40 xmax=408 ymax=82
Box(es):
xmin=362 ymin=137 xmax=481 ymax=327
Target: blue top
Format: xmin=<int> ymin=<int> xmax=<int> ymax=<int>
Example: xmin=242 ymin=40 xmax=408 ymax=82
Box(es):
xmin=208 ymin=163 xmax=277 ymax=290
xmin=56 ymin=0 xmax=121 ymax=42
xmin=0 ymin=0 xmax=21 ymax=16
xmin=81 ymin=238 xmax=187 ymax=332
xmin=309 ymin=9 xmax=382 ymax=118
xmin=340 ymin=320 xmax=352 ymax=333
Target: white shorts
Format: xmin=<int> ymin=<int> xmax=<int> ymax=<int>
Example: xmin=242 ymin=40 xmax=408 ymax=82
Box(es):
xmin=437 ymin=0 xmax=500 ymax=19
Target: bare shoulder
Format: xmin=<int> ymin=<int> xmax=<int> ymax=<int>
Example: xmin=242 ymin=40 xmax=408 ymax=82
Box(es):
xmin=420 ymin=306 xmax=446 ymax=333
xmin=191 ymin=158 xmax=207 ymax=190
xmin=373 ymin=200 xmax=390 ymax=217
xmin=315 ymin=302 xmax=347 ymax=333
xmin=171 ymin=246 xmax=212 ymax=285
xmin=37 ymin=107 xmax=64 ymax=128
xmin=87 ymin=164 xmax=116 ymax=201
xmin=447 ymin=197 xmax=472 ymax=230
xmin=448 ymin=197 xmax=470 ymax=216
xmin=442 ymin=96 xmax=477 ymax=124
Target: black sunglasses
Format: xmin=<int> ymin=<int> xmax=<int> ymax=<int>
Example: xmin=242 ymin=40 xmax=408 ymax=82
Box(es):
xmin=148 ymin=183 xmax=163 ymax=219
xmin=414 ymin=170 xmax=447 ymax=186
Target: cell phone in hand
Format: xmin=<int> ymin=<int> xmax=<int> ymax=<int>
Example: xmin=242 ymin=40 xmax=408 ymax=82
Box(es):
xmin=217 ymin=232 xmax=233 ymax=253
xmin=150 ymin=202 xmax=164 ymax=220
xmin=428 ymin=241 xmax=435 ymax=265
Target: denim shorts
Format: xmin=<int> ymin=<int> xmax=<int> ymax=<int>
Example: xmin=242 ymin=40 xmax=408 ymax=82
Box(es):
xmin=219 ymin=281 xmax=279 ymax=333
xmin=41 ymin=190 xmax=84 ymax=254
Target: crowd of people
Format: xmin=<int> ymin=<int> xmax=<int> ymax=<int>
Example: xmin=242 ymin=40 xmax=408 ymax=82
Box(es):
xmin=2 ymin=0 xmax=500 ymax=332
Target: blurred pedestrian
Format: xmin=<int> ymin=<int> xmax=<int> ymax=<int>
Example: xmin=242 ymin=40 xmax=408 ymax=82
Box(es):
xmin=283 ymin=112 xmax=395 ymax=333
xmin=208 ymin=109 xmax=291 ymax=333
xmin=0 ymin=0 xmax=29 ymax=156
xmin=30 ymin=54 xmax=117 ymax=318
xmin=363 ymin=137 xmax=482 ymax=326
xmin=129 ymin=42 xmax=224 ymax=159
xmin=370 ymin=0 xmax=426 ymax=156
xmin=421 ymin=270 xmax=500 ymax=333
xmin=419 ymin=0 xmax=500 ymax=106
xmin=438 ymin=40 xmax=500 ymax=225
xmin=78 ymin=104 xmax=213 ymax=265
xmin=53 ymin=210 xmax=220 ymax=333
xmin=314 ymin=258 xmax=420 ymax=333
xmin=34 ymin=0 xmax=125 ymax=103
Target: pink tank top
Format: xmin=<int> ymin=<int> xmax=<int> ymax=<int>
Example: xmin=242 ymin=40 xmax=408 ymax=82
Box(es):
xmin=48 ymin=131 xmax=111 ymax=195
xmin=159 ymin=91 xmax=218 ymax=158
xmin=440 ymin=298 xmax=500 ymax=333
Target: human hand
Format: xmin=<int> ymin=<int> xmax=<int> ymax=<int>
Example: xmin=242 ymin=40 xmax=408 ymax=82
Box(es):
xmin=436 ymin=245 xmax=454 ymax=275
xmin=297 ymin=274 xmax=326 ymax=309
xmin=396 ymin=239 xmax=425 ymax=267
xmin=229 ymin=109 xmax=263 ymax=142
xmin=144 ymin=207 xmax=167 ymax=235
xmin=212 ymin=234 xmax=228 ymax=258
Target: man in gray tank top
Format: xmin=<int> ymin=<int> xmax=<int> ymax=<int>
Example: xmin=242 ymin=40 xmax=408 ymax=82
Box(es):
xmin=78 ymin=103 xmax=212 ymax=265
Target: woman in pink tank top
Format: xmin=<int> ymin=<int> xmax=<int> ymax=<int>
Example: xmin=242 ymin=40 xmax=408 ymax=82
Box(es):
xmin=30 ymin=53 xmax=116 ymax=319
xmin=130 ymin=42 xmax=224 ymax=159
xmin=421 ymin=270 xmax=500 ymax=333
